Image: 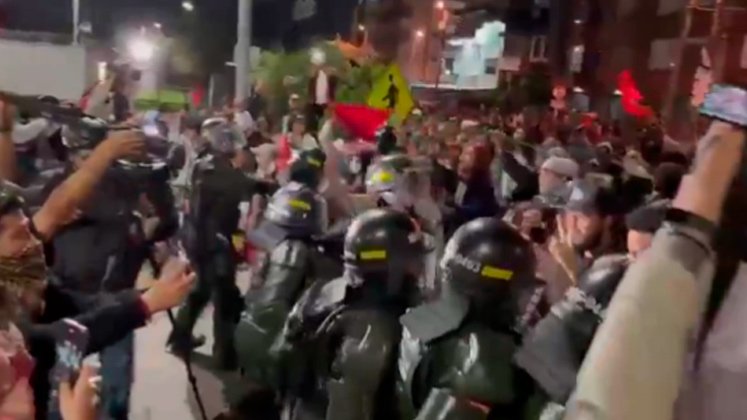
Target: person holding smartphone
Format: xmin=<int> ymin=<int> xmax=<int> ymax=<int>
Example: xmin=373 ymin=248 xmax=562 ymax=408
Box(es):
xmin=0 ymin=99 xmax=195 ymax=419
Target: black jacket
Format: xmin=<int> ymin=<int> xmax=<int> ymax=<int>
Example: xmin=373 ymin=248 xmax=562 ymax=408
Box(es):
xmin=47 ymin=166 xmax=178 ymax=293
xmin=17 ymin=282 xmax=149 ymax=420
xmin=187 ymin=154 xmax=277 ymax=258
xmin=445 ymin=172 xmax=499 ymax=238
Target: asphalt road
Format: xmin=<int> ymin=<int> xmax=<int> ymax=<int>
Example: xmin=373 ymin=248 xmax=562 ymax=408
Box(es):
xmin=129 ymin=269 xmax=252 ymax=420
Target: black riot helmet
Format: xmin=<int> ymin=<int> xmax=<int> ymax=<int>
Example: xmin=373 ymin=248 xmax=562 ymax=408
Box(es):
xmin=263 ymin=182 xmax=328 ymax=238
xmin=515 ymin=254 xmax=630 ymax=403
xmin=288 ymin=148 xmax=327 ymax=190
xmin=201 ymin=117 xmax=246 ymax=156
xmin=441 ymin=218 xmax=540 ymax=331
xmin=375 ymin=126 xmax=399 ymax=155
xmin=343 ymin=208 xmax=428 ymax=296
xmin=366 ymin=154 xmax=419 ymax=209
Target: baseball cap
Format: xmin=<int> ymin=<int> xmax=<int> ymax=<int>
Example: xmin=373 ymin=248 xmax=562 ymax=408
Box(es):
xmin=541 ymin=157 xmax=579 ymax=179
xmin=565 ymin=178 xmax=620 ymax=216
xmin=625 ymin=200 xmax=670 ymax=233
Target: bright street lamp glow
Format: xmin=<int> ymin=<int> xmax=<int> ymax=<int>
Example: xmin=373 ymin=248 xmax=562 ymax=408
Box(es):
xmin=154 ymin=22 xmax=162 ymax=29
xmin=416 ymin=29 xmax=425 ymax=38
xmin=129 ymin=38 xmax=156 ymax=62
xmin=358 ymin=24 xmax=365 ymax=31
xmin=182 ymin=1 xmax=194 ymax=12
xmin=436 ymin=1 xmax=445 ymax=9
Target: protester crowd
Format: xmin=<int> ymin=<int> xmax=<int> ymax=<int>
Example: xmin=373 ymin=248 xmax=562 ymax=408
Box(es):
xmin=0 ymin=72 xmax=745 ymax=420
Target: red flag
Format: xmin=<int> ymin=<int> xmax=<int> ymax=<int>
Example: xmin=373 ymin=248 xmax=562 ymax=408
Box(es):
xmin=617 ymin=70 xmax=654 ymax=119
xmin=333 ymin=103 xmax=391 ymax=142
xmin=276 ymin=135 xmax=293 ymax=172
xmin=190 ymin=85 xmax=205 ymax=107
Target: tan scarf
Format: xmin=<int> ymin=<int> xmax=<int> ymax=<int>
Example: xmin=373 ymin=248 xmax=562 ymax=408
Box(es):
xmin=0 ymin=245 xmax=48 ymax=304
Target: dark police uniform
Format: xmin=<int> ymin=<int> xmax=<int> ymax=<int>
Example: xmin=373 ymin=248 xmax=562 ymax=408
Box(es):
xmin=397 ymin=218 xmax=548 ymax=420
xmin=260 ymin=209 xmax=427 ymax=420
xmin=171 ymin=146 xmax=277 ymax=369
xmin=46 ymin=164 xmax=178 ymax=420
xmin=234 ymin=182 xmax=341 ymax=389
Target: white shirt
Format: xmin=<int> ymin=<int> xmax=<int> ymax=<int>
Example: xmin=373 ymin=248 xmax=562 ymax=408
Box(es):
xmin=315 ymin=70 xmax=329 ymax=105
xmin=235 ymin=110 xmax=256 ymax=133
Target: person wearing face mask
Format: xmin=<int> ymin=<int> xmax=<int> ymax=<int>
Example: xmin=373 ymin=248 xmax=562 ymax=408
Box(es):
xmin=538 ymin=157 xmax=579 ymax=207
xmin=0 ymin=118 xmax=195 ymax=419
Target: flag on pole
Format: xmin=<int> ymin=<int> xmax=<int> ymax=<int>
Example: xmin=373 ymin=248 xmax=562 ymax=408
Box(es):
xmin=333 ymin=103 xmax=391 ymax=141
xmin=618 ymin=70 xmax=655 ymax=119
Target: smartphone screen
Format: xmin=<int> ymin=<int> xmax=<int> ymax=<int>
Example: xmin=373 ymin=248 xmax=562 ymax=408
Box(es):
xmin=700 ymin=84 xmax=747 ymax=127
xmin=51 ymin=319 xmax=90 ymax=385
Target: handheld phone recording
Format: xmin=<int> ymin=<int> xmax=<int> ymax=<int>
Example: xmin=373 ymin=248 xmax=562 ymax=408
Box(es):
xmin=51 ymin=319 xmax=90 ymax=385
xmin=700 ymin=84 xmax=747 ymax=127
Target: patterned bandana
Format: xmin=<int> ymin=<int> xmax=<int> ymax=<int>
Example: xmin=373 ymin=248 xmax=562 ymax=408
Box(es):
xmin=0 ymin=244 xmax=48 ymax=303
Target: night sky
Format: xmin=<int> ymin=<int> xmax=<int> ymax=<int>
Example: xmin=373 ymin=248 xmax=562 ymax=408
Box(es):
xmin=0 ymin=0 xmax=358 ymax=49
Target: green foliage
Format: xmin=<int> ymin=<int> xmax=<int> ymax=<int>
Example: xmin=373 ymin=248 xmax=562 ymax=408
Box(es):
xmin=335 ymin=64 xmax=389 ymax=105
xmin=252 ymin=42 xmax=348 ymax=118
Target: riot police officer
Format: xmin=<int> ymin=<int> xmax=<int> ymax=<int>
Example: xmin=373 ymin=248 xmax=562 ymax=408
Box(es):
xmin=366 ymin=154 xmax=444 ymax=297
xmin=274 ymin=208 xmax=428 ymax=420
xmin=397 ymin=217 xmax=548 ymax=419
xmin=234 ymin=181 xmax=340 ymax=388
xmin=515 ymin=254 xmax=630 ymax=405
xmin=286 ymin=148 xmax=327 ymax=191
xmin=168 ymin=117 xmax=277 ymax=370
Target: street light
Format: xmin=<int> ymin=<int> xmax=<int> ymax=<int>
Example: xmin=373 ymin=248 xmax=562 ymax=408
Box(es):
xmin=358 ymin=24 xmax=366 ymax=31
xmin=415 ymin=29 xmax=425 ymax=38
xmin=154 ymin=22 xmax=162 ymax=29
xmin=436 ymin=1 xmax=445 ymax=9
xmin=129 ymin=37 xmax=156 ymax=62
xmin=182 ymin=1 xmax=195 ymax=12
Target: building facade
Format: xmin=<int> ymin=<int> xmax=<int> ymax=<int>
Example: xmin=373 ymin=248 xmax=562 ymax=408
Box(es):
xmin=550 ymin=0 xmax=747 ymax=121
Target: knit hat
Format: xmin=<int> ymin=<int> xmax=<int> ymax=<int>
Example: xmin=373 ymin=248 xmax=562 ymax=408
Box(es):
xmin=541 ymin=157 xmax=579 ymax=179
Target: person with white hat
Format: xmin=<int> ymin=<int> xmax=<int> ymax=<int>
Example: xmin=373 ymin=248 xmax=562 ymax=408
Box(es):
xmin=539 ymin=156 xmax=580 ymax=197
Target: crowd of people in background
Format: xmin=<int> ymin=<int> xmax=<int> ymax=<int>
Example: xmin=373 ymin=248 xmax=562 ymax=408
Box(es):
xmin=0 ymin=69 xmax=744 ymax=420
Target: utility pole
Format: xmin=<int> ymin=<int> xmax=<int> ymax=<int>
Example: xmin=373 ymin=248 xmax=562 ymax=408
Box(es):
xmin=72 ymin=0 xmax=80 ymax=44
xmin=235 ymin=0 xmax=252 ymax=102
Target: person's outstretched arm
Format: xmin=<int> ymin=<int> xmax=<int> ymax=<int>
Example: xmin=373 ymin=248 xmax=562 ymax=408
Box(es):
xmin=564 ymin=121 xmax=745 ymax=420
xmin=32 ymin=130 xmax=143 ymax=240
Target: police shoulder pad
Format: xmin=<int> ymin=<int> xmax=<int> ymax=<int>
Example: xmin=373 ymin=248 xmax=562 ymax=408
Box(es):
xmin=400 ymin=294 xmax=470 ymax=344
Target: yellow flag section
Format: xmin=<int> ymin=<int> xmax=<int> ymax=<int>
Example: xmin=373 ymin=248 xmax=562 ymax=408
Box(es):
xmin=367 ymin=64 xmax=415 ymax=122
